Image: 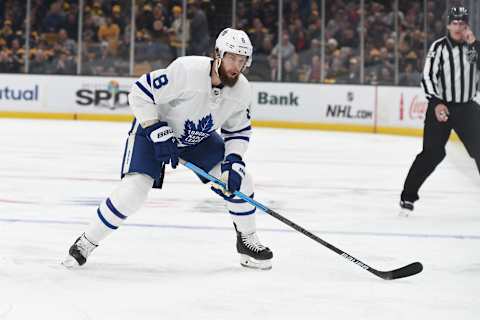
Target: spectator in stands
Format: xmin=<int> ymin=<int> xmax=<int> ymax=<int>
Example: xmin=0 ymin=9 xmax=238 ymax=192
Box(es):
xmin=97 ymin=17 xmax=120 ymax=56
xmin=53 ymin=51 xmax=75 ymax=74
xmin=235 ymin=2 xmax=249 ymax=30
xmin=137 ymin=3 xmax=154 ymax=33
xmin=268 ymin=54 xmax=279 ymax=81
xmin=301 ymin=38 xmax=320 ymax=67
xmin=64 ymin=4 xmax=79 ymax=39
xmin=337 ymin=28 xmax=357 ymax=48
xmin=306 ymin=54 xmax=322 ymax=83
xmin=307 ymin=16 xmax=322 ymax=41
xmin=257 ymin=33 xmax=273 ymax=55
xmin=249 ymin=18 xmax=268 ymax=54
xmin=0 ymin=20 xmax=15 ymax=45
xmin=0 ymin=49 xmax=15 ymax=73
xmin=0 ymin=0 xmax=449 ymax=82
xmin=326 ymin=38 xmax=339 ymax=56
xmin=261 ymin=1 xmax=278 ymax=35
xmin=379 ymin=46 xmax=394 ymax=71
xmin=329 ymin=47 xmax=352 ymax=82
xmin=111 ymin=4 xmax=127 ymax=34
xmin=81 ymin=51 xmax=96 ymax=75
xmin=43 ymin=2 xmax=66 ymax=33
xmin=399 ymin=51 xmax=421 ymax=86
xmin=378 ymin=66 xmax=393 ymax=84
xmin=91 ymin=41 xmax=114 ymax=75
xmin=145 ymin=31 xmax=170 ymax=64
xmin=365 ymin=48 xmax=382 ymax=73
xmin=249 ymin=0 xmax=263 ymax=24
xmin=431 ymin=19 xmax=444 ymax=41
xmin=337 ymin=57 xmax=360 ymax=84
xmin=151 ymin=10 xmax=169 ymax=44
xmin=169 ymin=5 xmax=190 ymax=59
xmin=58 ymin=28 xmax=76 ymax=55
xmin=9 ymin=38 xmax=24 ymax=73
xmin=188 ymin=0 xmax=209 ymax=56
xmin=366 ymin=4 xmax=389 ymax=49
xmin=289 ymin=17 xmax=307 ymax=52
xmin=282 ymin=59 xmax=300 ymax=82
xmin=0 ymin=37 xmax=6 ymax=50
xmin=30 ymin=49 xmax=49 ymax=74
xmin=271 ymin=33 xmax=296 ymax=68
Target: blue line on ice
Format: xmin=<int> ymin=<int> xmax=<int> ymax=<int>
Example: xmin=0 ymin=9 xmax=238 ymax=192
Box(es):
xmin=1 ymin=217 xmax=479 ymax=240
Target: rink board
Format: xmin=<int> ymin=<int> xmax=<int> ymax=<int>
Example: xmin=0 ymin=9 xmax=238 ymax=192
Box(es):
xmin=0 ymin=73 xmax=449 ymax=137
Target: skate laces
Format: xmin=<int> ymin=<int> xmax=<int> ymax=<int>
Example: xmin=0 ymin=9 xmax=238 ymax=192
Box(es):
xmin=76 ymin=234 xmax=97 ymax=257
xmin=241 ymin=232 xmax=266 ymax=252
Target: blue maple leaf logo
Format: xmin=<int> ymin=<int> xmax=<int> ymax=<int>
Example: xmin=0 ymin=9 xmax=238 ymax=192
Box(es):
xmin=198 ymin=115 xmax=214 ymax=132
xmin=184 ymin=119 xmax=196 ymax=132
xmin=179 ymin=114 xmax=214 ymax=146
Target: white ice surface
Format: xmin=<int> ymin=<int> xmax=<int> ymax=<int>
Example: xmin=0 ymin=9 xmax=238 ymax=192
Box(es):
xmin=0 ymin=119 xmax=479 ymax=320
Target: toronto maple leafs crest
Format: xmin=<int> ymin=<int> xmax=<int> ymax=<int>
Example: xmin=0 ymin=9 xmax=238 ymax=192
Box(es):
xmin=179 ymin=114 xmax=214 ymax=146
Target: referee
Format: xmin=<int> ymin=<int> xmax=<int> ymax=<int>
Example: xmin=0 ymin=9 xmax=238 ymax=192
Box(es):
xmin=400 ymin=6 xmax=480 ymax=215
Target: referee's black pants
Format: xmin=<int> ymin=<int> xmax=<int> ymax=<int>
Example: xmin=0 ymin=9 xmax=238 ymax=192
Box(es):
xmin=401 ymin=100 xmax=480 ymax=203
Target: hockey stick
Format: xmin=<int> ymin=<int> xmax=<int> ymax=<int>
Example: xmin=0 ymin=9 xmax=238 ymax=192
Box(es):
xmin=182 ymin=160 xmax=423 ymax=280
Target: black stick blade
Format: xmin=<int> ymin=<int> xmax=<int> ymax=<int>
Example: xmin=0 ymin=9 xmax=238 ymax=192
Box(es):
xmin=375 ymin=262 xmax=423 ymax=280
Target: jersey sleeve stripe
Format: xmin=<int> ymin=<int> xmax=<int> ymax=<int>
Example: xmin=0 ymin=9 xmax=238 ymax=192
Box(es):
xmin=146 ymin=72 xmax=152 ymax=87
xmin=224 ymin=136 xmax=250 ymax=142
xmin=221 ymin=125 xmax=252 ymax=134
xmin=135 ymin=81 xmax=155 ymax=103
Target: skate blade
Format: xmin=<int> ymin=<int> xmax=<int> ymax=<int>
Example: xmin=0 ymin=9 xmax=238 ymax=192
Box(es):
xmin=398 ymin=208 xmax=411 ymax=217
xmin=61 ymin=255 xmax=80 ymax=268
xmin=239 ymin=254 xmax=272 ymax=270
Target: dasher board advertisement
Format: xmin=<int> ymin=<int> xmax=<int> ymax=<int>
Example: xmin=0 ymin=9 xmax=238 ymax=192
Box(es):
xmin=0 ymin=74 xmax=135 ymax=114
xmin=377 ymin=86 xmax=427 ymax=129
xmin=251 ymin=82 xmax=376 ymax=125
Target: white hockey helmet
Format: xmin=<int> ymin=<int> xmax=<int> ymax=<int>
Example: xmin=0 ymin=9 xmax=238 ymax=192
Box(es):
xmin=215 ymin=28 xmax=253 ymax=68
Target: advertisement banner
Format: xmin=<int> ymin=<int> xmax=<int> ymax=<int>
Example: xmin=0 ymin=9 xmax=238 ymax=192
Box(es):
xmin=1 ymin=73 xmax=434 ymax=137
xmin=0 ymin=74 xmax=136 ymax=114
xmin=0 ymin=74 xmax=43 ymax=110
xmin=69 ymin=77 xmax=134 ymax=114
xmin=1 ymin=76 xmax=378 ymax=128
xmin=377 ymin=86 xmax=427 ymax=129
xmin=251 ymin=82 xmax=376 ymax=125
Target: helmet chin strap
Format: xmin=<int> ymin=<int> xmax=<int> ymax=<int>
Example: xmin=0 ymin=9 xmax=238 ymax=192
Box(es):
xmin=214 ymin=56 xmax=222 ymax=78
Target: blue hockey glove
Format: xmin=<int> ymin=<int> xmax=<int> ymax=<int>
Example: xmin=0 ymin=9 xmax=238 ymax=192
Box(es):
xmin=211 ymin=154 xmax=246 ymax=199
xmin=145 ymin=121 xmax=179 ymax=169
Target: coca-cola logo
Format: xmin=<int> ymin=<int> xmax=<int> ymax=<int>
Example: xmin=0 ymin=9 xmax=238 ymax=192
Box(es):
xmin=409 ymin=95 xmax=427 ymax=120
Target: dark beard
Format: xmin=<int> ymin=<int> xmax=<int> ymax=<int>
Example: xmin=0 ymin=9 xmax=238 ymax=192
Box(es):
xmin=218 ymin=63 xmax=240 ymax=87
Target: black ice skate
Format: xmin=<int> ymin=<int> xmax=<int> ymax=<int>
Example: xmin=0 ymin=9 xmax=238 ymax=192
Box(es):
xmin=399 ymin=200 xmax=414 ymax=217
xmin=62 ymin=233 xmax=98 ymax=268
xmin=234 ymin=223 xmax=273 ymax=270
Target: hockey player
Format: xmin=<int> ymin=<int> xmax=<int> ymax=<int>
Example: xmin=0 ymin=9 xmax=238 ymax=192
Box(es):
xmin=62 ymin=28 xmax=273 ymax=270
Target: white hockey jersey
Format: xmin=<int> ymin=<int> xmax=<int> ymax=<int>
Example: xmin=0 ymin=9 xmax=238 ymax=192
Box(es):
xmin=128 ymin=56 xmax=252 ymax=157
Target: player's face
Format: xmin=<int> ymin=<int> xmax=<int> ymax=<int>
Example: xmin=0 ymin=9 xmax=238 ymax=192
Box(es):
xmin=219 ymin=52 xmax=248 ymax=87
xmin=448 ymin=20 xmax=467 ymax=42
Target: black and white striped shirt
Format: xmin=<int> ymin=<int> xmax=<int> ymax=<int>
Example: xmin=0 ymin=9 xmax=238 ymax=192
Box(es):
xmin=422 ymin=35 xmax=480 ymax=104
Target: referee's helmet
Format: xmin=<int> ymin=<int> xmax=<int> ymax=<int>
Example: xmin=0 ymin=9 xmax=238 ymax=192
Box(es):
xmin=448 ymin=6 xmax=469 ymax=24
